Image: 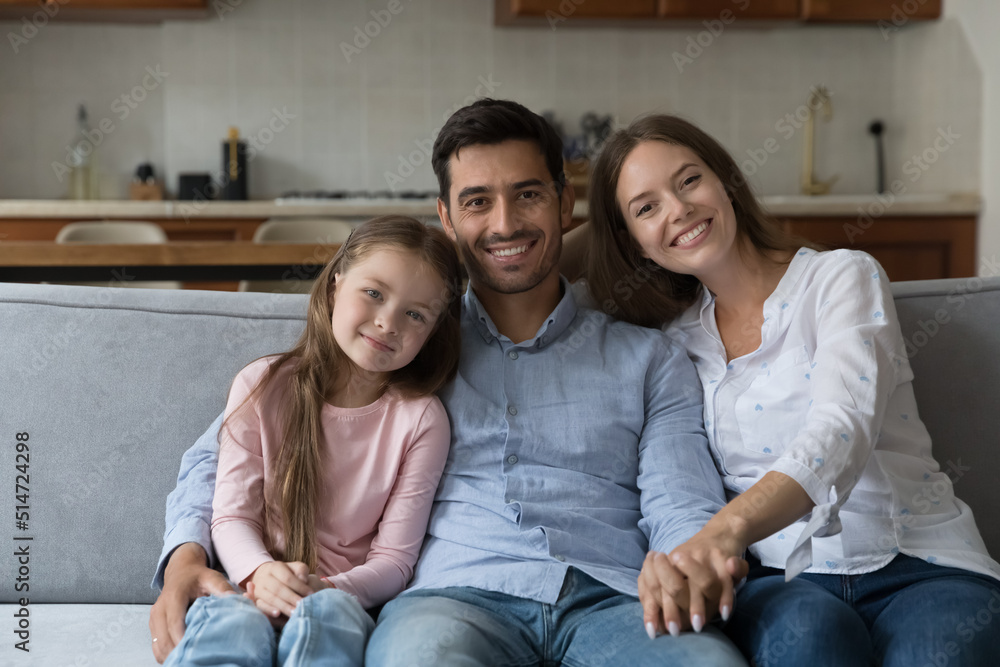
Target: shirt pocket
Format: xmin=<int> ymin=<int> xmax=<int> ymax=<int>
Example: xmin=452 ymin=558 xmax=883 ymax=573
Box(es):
xmin=734 ymin=348 xmax=812 ymax=456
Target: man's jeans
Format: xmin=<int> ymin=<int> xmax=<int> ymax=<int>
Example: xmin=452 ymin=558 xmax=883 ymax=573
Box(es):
xmin=164 ymin=587 xmax=374 ymax=667
xmin=365 ymin=568 xmax=747 ymax=666
xmin=726 ymin=554 xmax=1000 ymax=667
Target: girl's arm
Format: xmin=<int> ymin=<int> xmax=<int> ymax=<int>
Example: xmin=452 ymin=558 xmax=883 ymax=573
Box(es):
xmin=323 ymin=397 xmax=451 ymax=609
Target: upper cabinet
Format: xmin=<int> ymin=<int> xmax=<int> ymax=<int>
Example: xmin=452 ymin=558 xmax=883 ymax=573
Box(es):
xmin=801 ymin=0 xmax=942 ymax=22
xmin=496 ymin=0 xmax=942 ymax=25
xmin=0 ymin=0 xmax=209 ymax=23
xmin=658 ymin=0 xmax=799 ymax=20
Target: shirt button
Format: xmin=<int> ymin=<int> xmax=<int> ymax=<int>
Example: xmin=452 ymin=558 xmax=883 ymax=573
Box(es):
xmin=554 ymin=554 xmax=566 ymax=562
xmin=508 ymin=350 xmax=519 ymax=360
xmin=507 ymin=454 xmax=518 ymax=465
xmin=507 ymin=405 xmax=518 ymax=416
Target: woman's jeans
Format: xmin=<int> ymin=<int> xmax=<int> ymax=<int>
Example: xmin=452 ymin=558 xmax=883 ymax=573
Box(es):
xmin=725 ymin=554 xmax=1000 ymax=667
xmin=164 ymin=587 xmax=374 ymax=667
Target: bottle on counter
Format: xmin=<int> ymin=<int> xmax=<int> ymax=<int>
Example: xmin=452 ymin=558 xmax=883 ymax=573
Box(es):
xmin=67 ymin=104 xmax=98 ymax=200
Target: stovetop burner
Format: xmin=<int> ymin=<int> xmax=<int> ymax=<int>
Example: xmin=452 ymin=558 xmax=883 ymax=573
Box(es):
xmin=278 ymin=189 xmax=439 ymax=201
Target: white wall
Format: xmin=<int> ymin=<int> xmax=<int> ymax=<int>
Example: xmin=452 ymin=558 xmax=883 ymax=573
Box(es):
xmin=945 ymin=0 xmax=1000 ymax=276
xmin=0 ymin=0 xmax=985 ymax=214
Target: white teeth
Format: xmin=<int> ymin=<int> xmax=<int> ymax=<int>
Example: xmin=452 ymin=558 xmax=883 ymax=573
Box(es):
xmin=492 ymin=244 xmax=529 ymax=257
xmin=675 ymin=222 xmax=708 ymax=246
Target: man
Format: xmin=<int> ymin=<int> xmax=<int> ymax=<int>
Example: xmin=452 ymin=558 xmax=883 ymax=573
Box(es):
xmin=150 ymin=99 xmax=747 ymax=666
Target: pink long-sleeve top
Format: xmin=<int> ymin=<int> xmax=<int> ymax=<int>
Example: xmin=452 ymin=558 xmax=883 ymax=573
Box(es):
xmin=211 ymin=357 xmax=451 ymax=609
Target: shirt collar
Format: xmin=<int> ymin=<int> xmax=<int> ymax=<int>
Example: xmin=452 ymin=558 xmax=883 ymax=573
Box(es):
xmin=464 ymin=275 xmax=578 ymax=349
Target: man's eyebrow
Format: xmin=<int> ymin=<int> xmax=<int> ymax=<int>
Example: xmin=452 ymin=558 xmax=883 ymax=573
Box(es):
xmin=457 ymin=185 xmax=490 ymax=201
xmin=511 ymin=178 xmax=547 ymax=190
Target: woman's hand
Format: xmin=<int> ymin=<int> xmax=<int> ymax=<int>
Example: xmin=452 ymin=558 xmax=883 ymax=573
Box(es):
xmin=245 ymin=561 xmax=315 ymax=619
xmin=639 ymin=538 xmax=747 ymax=637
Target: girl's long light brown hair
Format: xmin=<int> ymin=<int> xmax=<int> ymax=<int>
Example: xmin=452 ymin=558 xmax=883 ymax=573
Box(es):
xmin=222 ymin=215 xmax=462 ymax=571
xmin=586 ymin=114 xmax=812 ymax=329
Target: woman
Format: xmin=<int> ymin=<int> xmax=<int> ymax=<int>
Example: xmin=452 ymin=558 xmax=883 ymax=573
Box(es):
xmin=581 ymin=114 xmax=1000 ymax=666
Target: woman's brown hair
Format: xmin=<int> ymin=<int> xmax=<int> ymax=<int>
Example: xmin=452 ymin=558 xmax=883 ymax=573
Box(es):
xmin=586 ymin=114 xmax=809 ymax=329
xmin=222 ymin=215 xmax=462 ymax=571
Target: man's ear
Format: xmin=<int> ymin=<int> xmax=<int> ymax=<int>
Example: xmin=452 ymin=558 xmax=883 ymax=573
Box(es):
xmin=437 ymin=198 xmax=458 ymax=241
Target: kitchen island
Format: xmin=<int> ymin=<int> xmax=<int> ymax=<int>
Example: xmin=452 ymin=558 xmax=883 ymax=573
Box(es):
xmin=0 ymin=193 xmax=983 ymax=284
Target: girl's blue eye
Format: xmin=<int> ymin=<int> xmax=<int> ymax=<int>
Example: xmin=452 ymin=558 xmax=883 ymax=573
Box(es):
xmin=407 ymin=311 xmax=425 ymax=322
xmin=365 ymin=289 xmax=381 ymax=299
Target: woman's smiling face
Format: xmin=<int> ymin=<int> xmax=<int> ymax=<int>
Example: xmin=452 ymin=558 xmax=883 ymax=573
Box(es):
xmin=616 ymin=140 xmax=739 ymax=280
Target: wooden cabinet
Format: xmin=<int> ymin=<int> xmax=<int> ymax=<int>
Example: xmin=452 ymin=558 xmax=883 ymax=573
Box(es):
xmin=801 ymin=0 xmax=941 ymax=22
xmin=496 ymin=0 xmax=942 ymax=25
xmin=0 ymin=0 xmax=208 ymax=22
xmin=782 ymin=215 xmax=975 ymax=281
xmin=658 ymin=0 xmax=799 ymax=20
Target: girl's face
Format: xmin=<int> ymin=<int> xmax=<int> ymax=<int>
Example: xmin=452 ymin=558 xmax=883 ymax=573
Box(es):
xmin=331 ymin=248 xmax=446 ymax=380
xmin=616 ymin=140 xmax=739 ymax=280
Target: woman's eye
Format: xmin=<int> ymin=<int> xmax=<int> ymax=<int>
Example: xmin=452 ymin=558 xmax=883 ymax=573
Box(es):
xmin=683 ymin=174 xmax=701 ymax=187
xmin=635 ymin=203 xmax=652 ymax=217
xmin=365 ymin=289 xmax=381 ymax=299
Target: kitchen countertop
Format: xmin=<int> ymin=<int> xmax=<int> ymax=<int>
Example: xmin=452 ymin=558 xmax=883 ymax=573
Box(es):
xmin=0 ymin=193 xmax=981 ymax=219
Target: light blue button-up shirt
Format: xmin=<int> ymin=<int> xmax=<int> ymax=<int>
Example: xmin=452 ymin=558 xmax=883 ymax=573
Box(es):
xmin=154 ymin=278 xmax=726 ymax=602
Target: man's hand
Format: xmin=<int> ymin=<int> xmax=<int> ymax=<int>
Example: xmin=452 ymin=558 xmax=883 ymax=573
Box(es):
xmin=149 ymin=543 xmax=233 ymax=664
xmin=245 ymin=561 xmax=315 ymax=619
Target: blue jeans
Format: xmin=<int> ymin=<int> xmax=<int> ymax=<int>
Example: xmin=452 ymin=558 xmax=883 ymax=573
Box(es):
xmin=726 ymin=554 xmax=1000 ymax=667
xmin=365 ymin=568 xmax=747 ymax=666
xmin=164 ymin=588 xmax=374 ymax=667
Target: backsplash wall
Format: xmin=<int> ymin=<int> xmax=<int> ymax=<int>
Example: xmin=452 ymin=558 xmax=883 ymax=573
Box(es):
xmin=0 ymin=0 xmax=982 ymax=202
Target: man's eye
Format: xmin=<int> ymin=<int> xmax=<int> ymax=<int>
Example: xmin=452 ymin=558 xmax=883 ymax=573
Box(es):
xmin=519 ymin=191 xmax=538 ymax=200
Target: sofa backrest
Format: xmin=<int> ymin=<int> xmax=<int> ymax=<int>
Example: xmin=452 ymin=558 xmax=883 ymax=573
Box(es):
xmin=0 ymin=284 xmax=308 ymax=604
xmin=891 ymin=276 xmax=1000 ymax=559
xmin=0 ymin=277 xmax=997 ymax=605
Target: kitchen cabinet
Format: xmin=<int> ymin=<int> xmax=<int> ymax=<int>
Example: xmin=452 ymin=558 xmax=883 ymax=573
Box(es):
xmin=801 ymin=0 xmax=942 ymax=23
xmin=658 ymin=0 xmax=799 ymax=20
xmin=0 ymin=0 xmax=208 ymax=23
xmin=496 ymin=0 xmax=942 ymax=25
xmin=782 ymin=215 xmax=975 ymax=281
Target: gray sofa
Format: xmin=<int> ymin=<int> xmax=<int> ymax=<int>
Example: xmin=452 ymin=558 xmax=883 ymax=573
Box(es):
xmin=2 ymin=277 xmax=998 ymax=665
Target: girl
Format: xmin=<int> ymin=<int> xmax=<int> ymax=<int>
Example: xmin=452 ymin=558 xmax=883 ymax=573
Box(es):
xmin=582 ymin=115 xmax=1000 ymax=666
xmin=165 ymin=216 xmax=462 ymax=667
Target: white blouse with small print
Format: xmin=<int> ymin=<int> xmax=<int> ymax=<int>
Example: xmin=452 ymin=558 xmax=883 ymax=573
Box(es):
xmin=666 ymin=247 xmax=1000 ymax=580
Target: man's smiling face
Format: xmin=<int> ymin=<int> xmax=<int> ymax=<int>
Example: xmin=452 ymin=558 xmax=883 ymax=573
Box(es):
xmin=437 ymin=139 xmax=572 ymax=298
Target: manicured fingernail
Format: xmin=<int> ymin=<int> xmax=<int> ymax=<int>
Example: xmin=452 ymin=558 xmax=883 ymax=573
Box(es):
xmin=692 ymin=614 xmax=704 ymax=633
xmin=646 ymin=622 xmax=656 ymax=640
xmin=721 ymin=605 xmax=731 ymax=622
xmin=668 ymin=621 xmax=680 ymax=637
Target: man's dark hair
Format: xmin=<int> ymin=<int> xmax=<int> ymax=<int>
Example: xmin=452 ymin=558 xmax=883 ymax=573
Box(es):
xmin=432 ymin=99 xmax=565 ymax=207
